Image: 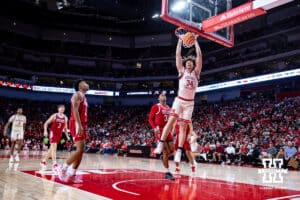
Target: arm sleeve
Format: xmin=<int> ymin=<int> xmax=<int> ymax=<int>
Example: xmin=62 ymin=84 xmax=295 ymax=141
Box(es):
xmin=148 ymin=105 xmax=158 ymax=129
xmin=9 ymin=115 xmax=15 ymax=122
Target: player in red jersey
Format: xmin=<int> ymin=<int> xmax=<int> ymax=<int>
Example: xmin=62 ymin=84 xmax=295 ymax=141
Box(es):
xmin=40 ymin=105 xmax=69 ymax=172
xmin=174 ymin=119 xmax=196 ymax=174
xmin=58 ymin=79 xmax=89 ymax=183
xmin=148 ymin=93 xmax=175 ymax=180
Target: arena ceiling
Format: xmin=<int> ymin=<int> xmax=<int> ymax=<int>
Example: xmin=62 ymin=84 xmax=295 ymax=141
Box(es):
xmin=2 ymin=0 xmax=297 ymax=36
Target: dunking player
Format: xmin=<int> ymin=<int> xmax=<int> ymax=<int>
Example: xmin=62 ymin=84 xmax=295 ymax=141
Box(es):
xmin=40 ymin=105 xmax=69 ymax=172
xmin=58 ymin=79 xmax=89 ymax=183
xmin=148 ymin=93 xmax=175 ymax=180
xmin=154 ymin=38 xmax=202 ymax=165
xmin=174 ymin=120 xmax=196 ymax=173
xmin=4 ymin=108 xmax=26 ymax=163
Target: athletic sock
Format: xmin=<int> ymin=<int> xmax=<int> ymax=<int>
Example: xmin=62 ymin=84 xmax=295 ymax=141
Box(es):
xmin=62 ymin=163 xmax=69 ymax=170
xmin=69 ymin=167 xmax=77 ymax=176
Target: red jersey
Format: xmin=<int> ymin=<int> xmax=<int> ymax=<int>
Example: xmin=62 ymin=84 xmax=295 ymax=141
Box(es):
xmin=70 ymin=92 xmax=88 ymax=123
xmin=148 ymin=103 xmax=170 ymax=129
xmin=50 ymin=114 xmax=66 ymax=134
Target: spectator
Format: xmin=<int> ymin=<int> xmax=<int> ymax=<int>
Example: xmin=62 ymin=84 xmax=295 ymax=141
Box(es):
xmin=266 ymin=143 xmax=277 ymax=158
xmin=283 ymin=141 xmax=297 ymax=168
xmin=213 ymin=142 xmax=224 ymax=163
xmin=225 ymin=142 xmax=235 ymax=164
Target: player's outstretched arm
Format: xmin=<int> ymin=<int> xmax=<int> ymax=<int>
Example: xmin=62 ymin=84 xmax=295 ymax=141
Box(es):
xmin=63 ymin=116 xmax=70 ymax=140
xmin=43 ymin=114 xmax=55 ymax=137
xmin=148 ymin=105 xmax=159 ymax=133
xmin=23 ymin=116 xmax=27 ymax=131
xmin=72 ymin=92 xmax=83 ymax=134
xmin=176 ymin=39 xmax=184 ymax=74
xmin=194 ymin=40 xmax=203 ymax=77
xmin=3 ymin=120 xmax=12 ymax=136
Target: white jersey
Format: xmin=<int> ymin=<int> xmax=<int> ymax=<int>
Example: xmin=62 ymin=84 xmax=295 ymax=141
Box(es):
xmin=178 ymin=70 xmax=198 ymax=100
xmin=9 ymin=114 xmax=26 ymax=134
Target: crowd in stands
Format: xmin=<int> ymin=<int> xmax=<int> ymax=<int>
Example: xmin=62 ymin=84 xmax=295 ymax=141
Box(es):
xmin=0 ymin=95 xmax=299 ymax=169
xmin=192 ymin=96 xmax=300 ymax=169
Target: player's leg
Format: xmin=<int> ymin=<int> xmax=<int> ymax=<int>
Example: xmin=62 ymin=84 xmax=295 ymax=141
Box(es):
xmin=155 ymin=98 xmax=181 ymax=154
xmin=163 ymin=141 xmax=175 ymax=180
xmin=65 ymin=140 xmax=85 ymax=183
xmin=45 ymin=145 xmax=53 ymax=161
xmin=68 ymin=140 xmax=85 ymax=169
xmin=40 ymin=145 xmax=52 ymax=170
xmin=154 ymin=116 xmax=177 ymax=154
xmin=50 ymin=143 xmax=59 ymax=173
xmin=185 ymin=150 xmax=196 ymax=173
xmin=174 ymin=121 xmax=188 ymax=163
xmin=15 ymin=138 xmax=23 ymax=162
xmin=173 ymin=133 xmax=181 ymax=173
xmin=9 ymin=140 xmax=16 ymax=162
xmin=174 ymin=103 xmax=193 ymax=163
xmin=59 ymin=140 xmax=83 ymax=182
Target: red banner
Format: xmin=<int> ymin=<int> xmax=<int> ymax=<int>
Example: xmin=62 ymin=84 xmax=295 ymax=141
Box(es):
xmin=202 ymin=2 xmax=266 ymax=33
xmin=0 ymin=80 xmax=32 ymax=90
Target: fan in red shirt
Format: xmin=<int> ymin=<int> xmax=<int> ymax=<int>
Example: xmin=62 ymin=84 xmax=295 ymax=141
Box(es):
xmin=40 ymin=105 xmax=69 ymax=173
xmin=58 ymin=79 xmax=89 ymax=183
xmin=148 ymin=93 xmax=175 ymax=180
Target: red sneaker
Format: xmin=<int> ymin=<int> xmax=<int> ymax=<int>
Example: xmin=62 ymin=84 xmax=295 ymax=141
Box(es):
xmin=175 ymin=167 xmax=180 ymax=174
xmin=52 ymin=163 xmax=59 ymax=175
xmin=191 ymin=166 xmax=196 ymax=173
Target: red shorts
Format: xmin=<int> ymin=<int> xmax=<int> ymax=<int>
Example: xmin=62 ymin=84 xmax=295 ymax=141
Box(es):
xmin=174 ymin=133 xmax=191 ymax=151
xmin=49 ymin=131 xmax=62 ymax=144
xmin=155 ymin=127 xmax=173 ymax=142
xmin=69 ymin=120 xmax=88 ymax=142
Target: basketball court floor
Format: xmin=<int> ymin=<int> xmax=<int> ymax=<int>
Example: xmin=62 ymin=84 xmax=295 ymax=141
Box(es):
xmin=0 ymin=150 xmax=299 ymax=200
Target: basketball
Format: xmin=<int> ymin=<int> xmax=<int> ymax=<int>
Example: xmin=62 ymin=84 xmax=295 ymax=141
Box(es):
xmin=182 ymin=32 xmax=196 ymax=47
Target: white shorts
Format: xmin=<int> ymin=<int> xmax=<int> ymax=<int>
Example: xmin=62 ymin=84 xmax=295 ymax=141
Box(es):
xmin=11 ymin=130 xmax=24 ymax=140
xmin=170 ymin=97 xmax=194 ymax=122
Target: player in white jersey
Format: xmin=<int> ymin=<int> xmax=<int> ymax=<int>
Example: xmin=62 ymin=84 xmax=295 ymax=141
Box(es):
xmin=154 ymin=38 xmax=202 ymax=164
xmin=4 ymin=108 xmax=27 ymax=162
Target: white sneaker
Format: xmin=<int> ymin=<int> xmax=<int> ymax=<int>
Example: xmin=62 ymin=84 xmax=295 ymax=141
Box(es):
xmin=154 ymin=142 xmax=164 ymax=154
xmin=174 ymin=150 xmax=182 ymax=163
xmin=15 ymin=155 xmax=20 ymax=162
xmin=9 ymin=156 xmax=14 ymax=163
xmin=68 ymin=174 xmax=83 ymax=184
xmin=58 ymin=166 xmax=68 ymax=183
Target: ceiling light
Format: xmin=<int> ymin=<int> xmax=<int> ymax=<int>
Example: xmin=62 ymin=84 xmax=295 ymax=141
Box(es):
xmin=171 ymin=1 xmax=187 ymax=12
xmin=152 ymin=13 xmax=160 ymax=19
